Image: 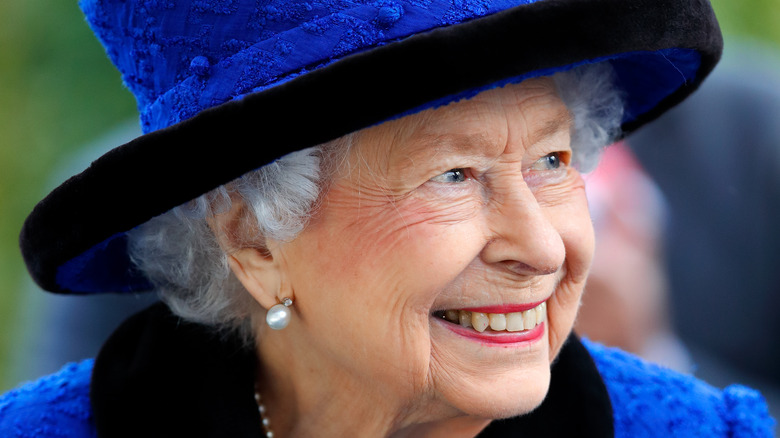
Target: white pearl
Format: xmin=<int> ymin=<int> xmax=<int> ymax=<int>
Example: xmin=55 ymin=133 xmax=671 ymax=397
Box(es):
xmin=266 ymin=303 xmax=292 ymax=330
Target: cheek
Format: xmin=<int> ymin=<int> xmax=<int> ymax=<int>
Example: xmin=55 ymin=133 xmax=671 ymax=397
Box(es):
xmin=556 ymin=188 xmax=595 ymax=283
xmin=382 ymin=197 xmax=487 ymax=302
xmin=544 ymin=181 xmax=595 ymax=359
xmin=285 ymin=189 xmax=486 ymax=381
xmin=341 ymin=198 xmax=484 ymax=309
xmin=317 ymin=184 xmax=484 ymax=293
xmin=535 ymin=170 xmax=594 ymax=283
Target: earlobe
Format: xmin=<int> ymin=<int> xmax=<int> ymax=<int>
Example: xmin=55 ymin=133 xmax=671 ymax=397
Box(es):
xmin=208 ymin=198 xmax=289 ymax=310
xmin=227 ymin=249 xmax=282 ymax=310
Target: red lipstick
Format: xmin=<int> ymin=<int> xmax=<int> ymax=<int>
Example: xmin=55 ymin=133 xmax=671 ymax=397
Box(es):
xmin=437 ymin=319 xmax=546 ymax=345
xmin=461 ymin=300 xmax=546 ymax=314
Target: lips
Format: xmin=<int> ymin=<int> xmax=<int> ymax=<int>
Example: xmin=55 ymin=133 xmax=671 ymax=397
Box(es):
xmin=434 ymin=301 xmax=547 ymax=333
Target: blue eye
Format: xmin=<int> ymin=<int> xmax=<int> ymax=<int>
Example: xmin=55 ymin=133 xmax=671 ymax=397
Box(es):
xmin=430 ymin=168 xmax=467 ymax=183
xmin=545 ymin=153 xmax=560 ymax=169
xmin=532 ymin=152 xmax=564 ymax=170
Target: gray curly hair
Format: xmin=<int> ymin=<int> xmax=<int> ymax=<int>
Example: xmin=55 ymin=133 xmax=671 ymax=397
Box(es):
xmin=127 ymin=62 xmax=624 ymax=340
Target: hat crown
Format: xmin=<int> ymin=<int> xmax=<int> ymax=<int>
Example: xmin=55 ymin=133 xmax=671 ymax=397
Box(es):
xmin=81 ymin=0 xmax=541 ymax=133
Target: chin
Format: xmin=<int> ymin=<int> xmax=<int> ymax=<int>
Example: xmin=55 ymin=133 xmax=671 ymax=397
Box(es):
xmin=439 ymin=362 xmax=552 ymax=421
xmin=475 ymin=368 xmax=551 ymax=419
xmin=429 ymin=320 xmax=555 ymax=420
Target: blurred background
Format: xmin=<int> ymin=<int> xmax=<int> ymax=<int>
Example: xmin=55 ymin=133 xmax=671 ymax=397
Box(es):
xmin=0 ymin=0 xmax=779 ymax=408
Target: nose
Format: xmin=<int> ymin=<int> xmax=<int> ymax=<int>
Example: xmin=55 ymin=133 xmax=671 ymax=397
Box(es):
xmin=481 ymin=184 xmax=566 ymax=276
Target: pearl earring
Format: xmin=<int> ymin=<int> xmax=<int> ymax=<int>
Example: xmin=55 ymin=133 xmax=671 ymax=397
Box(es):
xmin=265 ymin=297 xmax=293 ymax=330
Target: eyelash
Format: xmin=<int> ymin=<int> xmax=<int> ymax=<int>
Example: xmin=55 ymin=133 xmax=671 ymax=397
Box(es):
xmin=429 ymin=168 xmax=468 ymax=183
xmin=429 ymin=152 xmax=566 ymax=183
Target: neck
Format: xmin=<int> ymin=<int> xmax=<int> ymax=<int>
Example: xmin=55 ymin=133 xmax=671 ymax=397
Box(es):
xmin=254 ymin=327 xmax=490 ymax=438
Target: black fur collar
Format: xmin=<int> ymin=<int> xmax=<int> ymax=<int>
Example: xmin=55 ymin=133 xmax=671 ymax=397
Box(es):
xmin=91 ymin=303 xmax=613 ymax=437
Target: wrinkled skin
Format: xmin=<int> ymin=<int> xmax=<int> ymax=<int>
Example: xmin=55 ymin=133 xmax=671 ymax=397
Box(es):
xmin=227 ymin=78 xmax=594 ymax=438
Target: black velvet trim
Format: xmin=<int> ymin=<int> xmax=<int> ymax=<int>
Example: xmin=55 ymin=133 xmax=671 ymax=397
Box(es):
xmin=21 ymin=0 xmax=722 ymax=293
xmin=91 ymin=304 xmax=612 ymax=437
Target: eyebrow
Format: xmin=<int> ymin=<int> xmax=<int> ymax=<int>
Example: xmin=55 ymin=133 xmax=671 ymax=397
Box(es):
xmin=407 ymin=109 xmax=573 ymax=160
xmin=529 ymin=109 xmax=573 ymax=145
xmin=415 ymin=132 xmax=497 ymax=156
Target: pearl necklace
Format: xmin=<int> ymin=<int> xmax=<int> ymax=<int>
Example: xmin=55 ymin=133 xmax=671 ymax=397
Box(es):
xmin=254 ymin=390 xmax=275 ymax=438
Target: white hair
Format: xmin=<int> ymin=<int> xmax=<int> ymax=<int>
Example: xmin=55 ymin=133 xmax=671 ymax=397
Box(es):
xmin=557 ymin=62 xmax=624 ymax=172
xmin=127 ymin=62 xmax=624 ymax=339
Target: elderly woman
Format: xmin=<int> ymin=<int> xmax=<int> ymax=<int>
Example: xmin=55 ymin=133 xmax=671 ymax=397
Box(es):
xmin=1 ymin=0 xmax=773 ymax=437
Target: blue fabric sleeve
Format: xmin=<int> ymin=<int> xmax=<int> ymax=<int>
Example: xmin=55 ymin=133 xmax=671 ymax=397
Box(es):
xmin=2 ymin=342 xmax=774 ymax=437
xmin=583 ymin=338 xmax=775 ymax=437
xmin=0 ymin=360 xmax=96 ymax=438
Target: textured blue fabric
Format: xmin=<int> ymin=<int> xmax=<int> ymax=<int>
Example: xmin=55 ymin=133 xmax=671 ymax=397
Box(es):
xmin=0 ymin=360 xmax=96 ymax=438
xmin=55 ymin=233 xmax=153 ymax=293
xmin=583 ymin=339 xmax=776 ymax=437
xmin=80 ymin=0 xmax=544 ymax=134
xmin=80 ymin=0 xmax=701 ymax=136
xmin=1 ymin=343 xmax=773 ymax=437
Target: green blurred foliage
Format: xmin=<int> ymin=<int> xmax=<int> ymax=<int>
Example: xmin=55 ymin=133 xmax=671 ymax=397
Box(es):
xmin=0 ymin=1 xmax=778 ymax=391
xmin=0 ymin=2 xmax=135 ymax=390
xmin=711 ymin=0 xmax=780 ymax=47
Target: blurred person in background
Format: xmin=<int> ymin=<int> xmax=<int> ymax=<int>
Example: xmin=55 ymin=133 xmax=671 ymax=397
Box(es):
xmin=577 ymin=44 xmax=780 ymax=426
xmin=576 ymin=142 xmax=693 ymax=373
xmin=631 ymin=42 xmax=780 ymax=420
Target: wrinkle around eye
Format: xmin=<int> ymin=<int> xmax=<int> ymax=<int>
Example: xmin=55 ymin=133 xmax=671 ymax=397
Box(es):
xmin=528 ymin=167 xmax=586 ymax=206
xmin=523 ymin=153 xmax=571 ymax=190
xmin=402 ymin=190 xmax=484 ymax=227
xmin=410 ymin=173 xmax=486 ymax=223
xmin=524 ymin=167 xmax=568 ymax=188
xmin=420 ymin=170 xmax=485 ymax=198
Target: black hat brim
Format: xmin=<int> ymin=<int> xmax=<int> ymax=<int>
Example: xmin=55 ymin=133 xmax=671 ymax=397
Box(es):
xmin=21 ymin=0 xmax=722 ymax=293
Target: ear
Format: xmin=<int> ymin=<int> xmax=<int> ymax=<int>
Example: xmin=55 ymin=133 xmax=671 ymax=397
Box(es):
xmin=206 ymin=196 xmax=285 ymax=310
xmin=227 ymin=249 xmax=281 ymax=310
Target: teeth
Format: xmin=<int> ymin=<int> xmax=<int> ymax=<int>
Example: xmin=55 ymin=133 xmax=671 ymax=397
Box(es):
xmin=489 ymin=313 xmax=507 ymax=331
xmin=445 ymin=309 xmax=459 ymax=323
xmin=439 ymin=301 xmax=547 ymax=333
xmin=459 ymin=310 xmax=472 ymax=328
xmin=523 ymin=308 xmax=536 ymax=329
xmin=536 ymin=302 xmax=546 ymax=324
xmin=506 ymin=312 xmax=524 ymax=332
xmin=471 ymin=312 xmax=489 ymax=332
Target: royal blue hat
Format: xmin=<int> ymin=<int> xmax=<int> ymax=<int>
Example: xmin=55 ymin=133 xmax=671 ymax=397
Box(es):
xmin=21 ymin=0 xmax=722 ymax=293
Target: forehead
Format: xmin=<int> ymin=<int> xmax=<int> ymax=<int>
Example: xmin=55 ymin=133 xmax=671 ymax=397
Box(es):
xmin=352 ymin=77 xmax=571 ymax=166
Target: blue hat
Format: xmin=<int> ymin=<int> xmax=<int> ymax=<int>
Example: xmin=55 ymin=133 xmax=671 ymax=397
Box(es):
xmin=21 ymin=0 xmax=722 ymax=293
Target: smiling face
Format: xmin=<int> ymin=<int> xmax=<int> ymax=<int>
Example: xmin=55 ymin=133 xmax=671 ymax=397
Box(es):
xmin=248 ymin=77 xmax=594 ymax=427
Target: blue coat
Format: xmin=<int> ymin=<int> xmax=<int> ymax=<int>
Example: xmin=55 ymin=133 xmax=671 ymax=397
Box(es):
xmin=0 ymin=304 xmax=773 ymax=437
